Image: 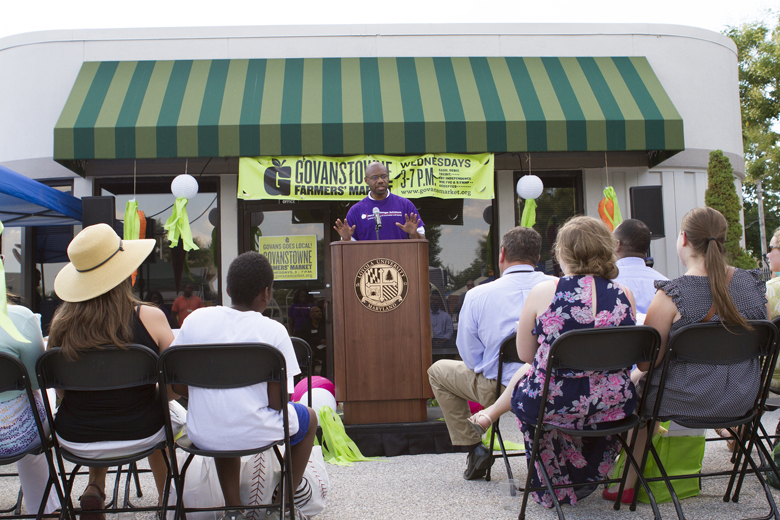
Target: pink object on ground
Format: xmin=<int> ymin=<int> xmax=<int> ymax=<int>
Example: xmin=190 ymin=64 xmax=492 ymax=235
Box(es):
xmin=311 ymin=376 xmax=336 ymax=396
xmin=292 ymin=376 xmax=336 ymax=402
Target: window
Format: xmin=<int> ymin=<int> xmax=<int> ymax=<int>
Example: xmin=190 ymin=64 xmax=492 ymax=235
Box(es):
xmin=97 ymin=177 xmax=220 ymax=328
xmin=413 ymin=197 xmax=495 ymax=318
xmin=514 ymin=171 xmax=583 ymax=276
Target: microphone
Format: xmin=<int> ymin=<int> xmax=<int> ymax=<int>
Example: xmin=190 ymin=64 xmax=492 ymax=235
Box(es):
xmin=373 ymin=207 xmax=382 ymax=230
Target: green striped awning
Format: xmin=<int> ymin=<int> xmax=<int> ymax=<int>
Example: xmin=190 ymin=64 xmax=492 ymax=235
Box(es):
xmin=54 ymin=56 xmax=684 ymax=162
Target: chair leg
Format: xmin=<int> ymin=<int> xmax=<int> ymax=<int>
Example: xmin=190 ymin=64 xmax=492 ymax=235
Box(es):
xmin=615 ymin=432 xmax=662 ymax=520
xmin=495 ymin=425 xmax=515 ymax=481
xmin=175 ymin=454 xmax=196 ymax=520
xmin=131 ymin=462 xmax=144 ymax=498
xmin=14 ymin=487 xmax=23 ymax=515
xmin=60 ymin=464 xmax=82 ymax=520
xmin=123 ymin=464 xmax=135 ymax=508
xmin=158 ymin=453 xmax=172 ymax=520
xmin=730 ymin=434 xmax=780 ymax=520
xmin=730 ymin=421 xmax=777 ymax=505
xmin=727 ymin=425 xmax=754 ymax=503
xmin=518 ymin=426 xmax=565 ymax=520
xmin=647 ymin=441 xmax=687 ymax=520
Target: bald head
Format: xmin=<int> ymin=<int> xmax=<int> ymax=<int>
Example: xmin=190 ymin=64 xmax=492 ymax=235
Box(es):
xmin=365 ymin=161 xmax=390 ymax=199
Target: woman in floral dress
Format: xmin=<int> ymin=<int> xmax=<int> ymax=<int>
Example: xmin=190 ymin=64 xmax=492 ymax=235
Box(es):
xmin=511 ymin=215 xmax=637 ymax=507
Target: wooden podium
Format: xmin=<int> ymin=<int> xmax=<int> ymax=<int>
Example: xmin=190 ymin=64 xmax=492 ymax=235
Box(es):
xmin=331 ymin=239 xmax=433 ymax=425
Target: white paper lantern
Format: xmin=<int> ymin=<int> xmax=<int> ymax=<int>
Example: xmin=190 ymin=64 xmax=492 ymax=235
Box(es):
xmin=516 ymin=175 xmax=544 ymax=200
xmin=299 ymin=388 xmax=337 ymax=414
xmin=171 ymin=174 xmax=199 ymax=200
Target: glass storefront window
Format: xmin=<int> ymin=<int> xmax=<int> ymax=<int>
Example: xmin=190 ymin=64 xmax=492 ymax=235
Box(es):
xmin=98 ymin=178 xmax=220 ymax=328
xmin=414 ymin=197 xmax=495 ymax=327
xmin=247 ymin=207 xmax=326 ymax=331
xmin=514 ymin=171 xmax=583 ymax=276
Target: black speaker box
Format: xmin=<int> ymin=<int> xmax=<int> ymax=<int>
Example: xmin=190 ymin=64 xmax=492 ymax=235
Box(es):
xmin=81 ymin=196 xmax=116 ymax=229
xmin=629 ymin=186 xmax=665 ymax=239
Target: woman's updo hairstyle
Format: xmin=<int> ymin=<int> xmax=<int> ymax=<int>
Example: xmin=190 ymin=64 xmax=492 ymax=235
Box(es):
xmin=554 ymin=216 xmax=619 ymax=279
xmin=680 ymin=206 xmax=747 ymax=328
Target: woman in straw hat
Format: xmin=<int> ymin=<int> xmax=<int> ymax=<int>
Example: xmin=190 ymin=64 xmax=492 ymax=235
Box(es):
xmin=48 ymin=223 xmax=174 ymax=519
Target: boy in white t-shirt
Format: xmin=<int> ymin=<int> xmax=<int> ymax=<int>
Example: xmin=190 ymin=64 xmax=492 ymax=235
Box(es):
xmin=172 ymin=252 xmax=318 ymax=520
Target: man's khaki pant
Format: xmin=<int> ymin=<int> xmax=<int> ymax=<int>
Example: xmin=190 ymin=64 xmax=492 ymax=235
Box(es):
xmin=427 ymin=359 xmax=506 ymax=446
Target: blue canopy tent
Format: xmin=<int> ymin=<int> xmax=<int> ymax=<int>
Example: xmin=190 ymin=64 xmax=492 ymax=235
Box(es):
xmin=0 ymin=165 xmax=83 ymax=328
xmin=0 ymin=164 xmax=82 ymax=227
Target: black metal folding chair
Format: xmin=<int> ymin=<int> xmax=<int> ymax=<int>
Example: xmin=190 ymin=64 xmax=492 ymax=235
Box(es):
xmin=744 ymin=316 xmax=780 ymax=454
xmin=484 ymin=333 xmax=524 ymax=482
xmin=158 ymin=343 xmax=295 ymax=520
xmin=36 ymin=345 xmax=172 ymax=520
xmin=640 ymin=320 xmax=779 ymax=520
xmin=518 ymin=326 xmax=662 ymax=520
xmin=290 ymin=337 xmax=313 ymax=408
xmin=0 ymin=352 xmax=64 ymax=519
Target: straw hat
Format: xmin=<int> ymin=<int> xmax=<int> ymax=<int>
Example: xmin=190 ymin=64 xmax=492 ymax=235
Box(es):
xmin=54 ymin=223 xmax=155 ymax=303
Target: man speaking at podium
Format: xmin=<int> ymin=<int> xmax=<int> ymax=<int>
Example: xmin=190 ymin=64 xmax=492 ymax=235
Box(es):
xmin=333 ymin=162 xmax=425 ymax=241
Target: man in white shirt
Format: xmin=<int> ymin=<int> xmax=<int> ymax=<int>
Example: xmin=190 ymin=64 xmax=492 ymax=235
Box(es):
xmin=172 ymin=252 xmax=318 ymax=520
xmin=428 ymin=227 xmax=555 ymax=480
xmin=613 ymin=219 xmax=668 ymax=315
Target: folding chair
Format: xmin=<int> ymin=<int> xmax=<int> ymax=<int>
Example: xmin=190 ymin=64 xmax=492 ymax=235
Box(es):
xmin=747 ymin=316 xmax=780 ymax=451
xmin=484 ymin=333 xmax=524 ymax=482
xmin=640 ymin=320 xmax=780 ymax=520
xmin=36 ymin=345 xmax=172 ymax=520
xmin=158 ymin=343 xmax=295 ymax=520
xmin=290 ymin=337 xmax=313 ymax=408
xmin=0 ymin=352 xmax=64 ymax=519
xmin=518 ymin=326 xmax=663 ymax=520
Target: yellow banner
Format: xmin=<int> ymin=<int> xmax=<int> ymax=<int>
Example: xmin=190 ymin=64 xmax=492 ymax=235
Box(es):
xmin=256 ymin=235 xmax=317 ymax=281
xmin=238 ymin=153 xmax=494 ymax=200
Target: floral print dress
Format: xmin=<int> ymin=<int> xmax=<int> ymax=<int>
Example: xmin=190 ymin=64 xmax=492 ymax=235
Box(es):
xmin=511 ymin=275 xmax=636 ymax=508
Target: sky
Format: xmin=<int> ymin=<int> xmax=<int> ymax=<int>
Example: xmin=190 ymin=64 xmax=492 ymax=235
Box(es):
xmin=0 ymin=0 xmax=778 ymax=40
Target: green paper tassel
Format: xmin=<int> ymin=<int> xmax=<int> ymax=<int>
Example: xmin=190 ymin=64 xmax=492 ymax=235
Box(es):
xmin=0 ymin=220 xmax=29 ymax=343
xmin=602 ymin=187 xmax=623 ymax=228
xmin=318 ymin=406 xmax=379 ymax=466
xmin=123 ymin=200 xmax=140 ymax=241
xmin=482 ymin=425 xmax=524 ymax=451
xmin=520 ymin=198 xmax=537 ymax=228
xmin=164 ymin=198 xmax=199 ymax=251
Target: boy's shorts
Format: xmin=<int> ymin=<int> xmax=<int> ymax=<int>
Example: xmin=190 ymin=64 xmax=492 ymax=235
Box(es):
xmin=289 ymin=402 xmax=310 ymax=445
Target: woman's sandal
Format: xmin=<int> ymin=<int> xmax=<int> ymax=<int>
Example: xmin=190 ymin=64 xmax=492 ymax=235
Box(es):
xmin=714 ymin=428 xmax=736 ymax=452
xmin=468 ymin=411 xmax=494 ymax=436
xmin=79 ymin=482 xmax=106 ymax=520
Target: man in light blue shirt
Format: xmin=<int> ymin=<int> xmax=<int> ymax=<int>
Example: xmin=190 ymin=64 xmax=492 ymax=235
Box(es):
xmin=613 ymin=219 xmax=668 ymax=315
xmin=428 ymin=227 xmax=555 ymax=480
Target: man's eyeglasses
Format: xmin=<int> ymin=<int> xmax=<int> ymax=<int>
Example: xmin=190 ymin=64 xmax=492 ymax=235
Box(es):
xmin=769 ymin=245 xmax=777 ymax=253
xmin=368 ymin=174 xmax=389 ymax=181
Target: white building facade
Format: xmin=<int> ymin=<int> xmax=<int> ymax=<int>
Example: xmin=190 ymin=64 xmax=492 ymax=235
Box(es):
xmin=0 ymin=23 xmax=744 ymax=339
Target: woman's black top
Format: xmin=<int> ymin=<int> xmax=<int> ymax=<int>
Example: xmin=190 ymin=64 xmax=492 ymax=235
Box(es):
xmin=54 ymin=307 xmax=165 ymax=442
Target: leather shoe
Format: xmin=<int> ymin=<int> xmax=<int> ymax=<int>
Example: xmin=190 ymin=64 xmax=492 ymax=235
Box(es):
xmin=463 ymin=443 xmax=494 ymax=480
xmin=602 ymin=486 xmax=635 ymax=504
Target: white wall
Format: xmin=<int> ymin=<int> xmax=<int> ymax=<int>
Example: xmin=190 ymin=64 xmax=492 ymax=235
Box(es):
xmin=582 ymin=166 xmax=709 ymax=279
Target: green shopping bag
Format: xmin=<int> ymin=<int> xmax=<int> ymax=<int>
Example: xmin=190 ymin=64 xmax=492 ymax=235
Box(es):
xmin=767 ymin=441 xmax=780 ymax=490
xmin=611 ymin=423 xmax=705 ymax=504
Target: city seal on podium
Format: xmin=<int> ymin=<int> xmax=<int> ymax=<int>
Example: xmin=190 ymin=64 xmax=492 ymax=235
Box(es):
xmin=354 ymin=258 xmax=409 ymax=312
